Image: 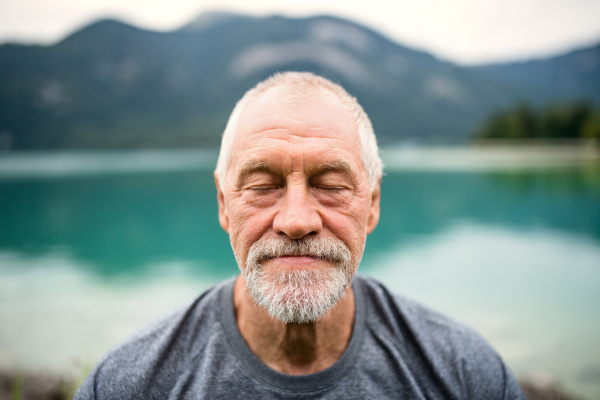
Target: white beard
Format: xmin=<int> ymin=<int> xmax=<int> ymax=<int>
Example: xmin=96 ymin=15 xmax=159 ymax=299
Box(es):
xmin=240 ymin=236 xmax=356 ymax=323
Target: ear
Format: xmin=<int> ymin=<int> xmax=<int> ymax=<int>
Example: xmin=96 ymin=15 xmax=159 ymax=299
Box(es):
xmin=366 ymin=177 xmax=381 ymax=235
xmin=215 ymin=173 xmax=230 ymax=234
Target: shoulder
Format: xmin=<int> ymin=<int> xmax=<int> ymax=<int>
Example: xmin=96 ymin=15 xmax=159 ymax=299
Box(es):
xmin=74 ymin=278 xmax=234 ymax=400
xmin=354 ymin=274 xmax=524 ymax=399
xmin=357 ymin=273 xmax=485 ymax=349
xmin=355 ymin=273 xmax=493 ymax=354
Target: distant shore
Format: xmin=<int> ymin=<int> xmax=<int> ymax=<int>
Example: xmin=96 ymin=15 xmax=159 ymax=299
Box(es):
xmin=0 ymin=143 xmax=598 ymax=179
xmin=382 ymin=141 xmax=600 ymax=171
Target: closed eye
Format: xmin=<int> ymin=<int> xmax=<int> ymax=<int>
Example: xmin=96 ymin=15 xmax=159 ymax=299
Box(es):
xmin=249 ymin=186 xmax=280 ymax=192
xmin=316 ymin=186 xmax=346 ymax=193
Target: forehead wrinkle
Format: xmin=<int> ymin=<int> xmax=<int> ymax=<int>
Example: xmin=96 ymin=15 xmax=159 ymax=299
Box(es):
xmin=238 ymin=117 xmax=356 ymax=141
xmin=236 ymin=132 xmax=352 ymax=159
xmin=236 ymin=127 xmax=289 ymax=142
xmin=250 ymin=133 xmax=357 ymax=152
xmin=240 ymin=106 xmax=355 ymax=128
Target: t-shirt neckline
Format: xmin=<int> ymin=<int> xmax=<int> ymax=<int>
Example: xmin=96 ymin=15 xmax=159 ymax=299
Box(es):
xmin=219 ymin=274 xmax=366 ymax=392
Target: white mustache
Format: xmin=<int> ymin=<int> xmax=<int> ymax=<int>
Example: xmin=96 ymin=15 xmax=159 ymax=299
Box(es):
xmin=247 ymin=236 xmax=352 ymax=267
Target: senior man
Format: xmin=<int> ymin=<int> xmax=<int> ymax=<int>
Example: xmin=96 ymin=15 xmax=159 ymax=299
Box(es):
xmin=75 ymin=72 xmax=524 ymax=399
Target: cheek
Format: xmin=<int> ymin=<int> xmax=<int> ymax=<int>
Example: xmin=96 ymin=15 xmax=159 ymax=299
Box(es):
xmin=331 ymin=195 xmax=371 ymax=226
xmin=322 ymin=208 xmax=368 ymax=248
xmin=322 ymin=192 xmax=372 ymax=247
xmin=227 ymin=201 xmax=276 ymax=253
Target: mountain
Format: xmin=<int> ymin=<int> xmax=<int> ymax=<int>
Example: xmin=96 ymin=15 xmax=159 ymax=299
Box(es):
xmin=472 ymin=44 xmax=600 ymax=102
xmin=0 ymin=12 xmax=599 ymax=150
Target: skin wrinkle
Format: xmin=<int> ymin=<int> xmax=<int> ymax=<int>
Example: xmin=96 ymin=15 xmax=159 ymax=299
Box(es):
xmin=230 ymin=138 xmax=358 ymax=182
xmin=237 ymin=114 xmax=355 ymax=136
xmin=216 ymin=85 xmax=381 ymax=375
xmin=233 ymin=122 xmax=351 ymax=145
xmin=236 ymin=158 xmax=358 ymax=193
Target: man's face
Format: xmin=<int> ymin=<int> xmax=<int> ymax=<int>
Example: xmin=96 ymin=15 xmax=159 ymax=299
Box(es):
xmin=216 ymin=86 xmax=380 ymax=322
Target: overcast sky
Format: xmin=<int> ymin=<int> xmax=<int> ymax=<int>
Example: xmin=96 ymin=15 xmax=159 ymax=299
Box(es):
xmin=1 ymin=0 xmax=600 ymax=65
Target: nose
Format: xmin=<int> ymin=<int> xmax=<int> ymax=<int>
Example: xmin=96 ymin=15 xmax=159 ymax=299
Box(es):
xmin=272 ymin=182 xmax=323 ymax=239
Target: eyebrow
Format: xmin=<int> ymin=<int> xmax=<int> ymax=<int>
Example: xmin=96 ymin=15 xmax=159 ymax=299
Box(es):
xmin=236 ymin=160 xmax=276 ymax=183
xmin=313 ymin=159 xmax=358 ymax=186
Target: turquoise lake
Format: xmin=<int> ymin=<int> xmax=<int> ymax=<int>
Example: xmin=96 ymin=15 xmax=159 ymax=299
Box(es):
xmin=1 ymin=148 xmax=599 ymax=398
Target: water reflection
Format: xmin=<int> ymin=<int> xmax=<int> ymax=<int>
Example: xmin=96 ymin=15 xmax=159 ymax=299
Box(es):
xmin=0 ymin=251 xmax=214 ymax=374
xmin=1 ymin=167 xmax=598 ymax=277
xmin=0 ymin=171 xmax=237 ymax=278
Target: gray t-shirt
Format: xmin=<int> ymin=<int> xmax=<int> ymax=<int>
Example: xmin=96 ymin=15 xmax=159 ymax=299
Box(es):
xmin=74 ymin=274 xmax=525 ymax=399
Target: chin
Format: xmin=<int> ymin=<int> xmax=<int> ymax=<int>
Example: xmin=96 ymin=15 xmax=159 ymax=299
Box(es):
xmin=243 ymin=266 xmax=352 ymax=324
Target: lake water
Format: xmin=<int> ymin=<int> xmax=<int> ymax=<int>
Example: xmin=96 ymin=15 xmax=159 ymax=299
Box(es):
xmin=1 ymin=147 xmax=599 ymax=398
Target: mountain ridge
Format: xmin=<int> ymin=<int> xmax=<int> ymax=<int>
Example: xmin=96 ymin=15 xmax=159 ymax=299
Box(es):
xmin=0 ymin=13 xmax=598 ymax=150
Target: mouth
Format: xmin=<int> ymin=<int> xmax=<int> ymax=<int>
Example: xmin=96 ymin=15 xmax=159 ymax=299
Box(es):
xmin=261 ymin=255 xmax=322 ymax=267
xmin=262 ymin=252 xmax=336 ymax=261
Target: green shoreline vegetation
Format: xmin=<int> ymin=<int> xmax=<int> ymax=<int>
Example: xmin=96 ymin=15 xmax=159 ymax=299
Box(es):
xmin=474 ymin=102 xmax=600 ymax=141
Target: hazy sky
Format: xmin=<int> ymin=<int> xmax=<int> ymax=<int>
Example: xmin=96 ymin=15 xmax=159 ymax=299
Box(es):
xmin=1 ymin=0 xmax=600 ymax=65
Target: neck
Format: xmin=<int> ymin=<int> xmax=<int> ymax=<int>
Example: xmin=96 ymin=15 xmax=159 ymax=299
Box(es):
xmin=233 ymin=275 xmax=355 ymax=375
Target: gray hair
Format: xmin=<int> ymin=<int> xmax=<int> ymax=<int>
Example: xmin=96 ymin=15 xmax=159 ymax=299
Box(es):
xmin=215 ymin=71 xmax=383 ymax=191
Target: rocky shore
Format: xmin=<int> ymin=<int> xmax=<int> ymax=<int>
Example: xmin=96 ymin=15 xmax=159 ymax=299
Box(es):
xmin=0 ymin=371 xmax=584 ymax=400
xmin=0 ymin=371 xmax=77 ymax=400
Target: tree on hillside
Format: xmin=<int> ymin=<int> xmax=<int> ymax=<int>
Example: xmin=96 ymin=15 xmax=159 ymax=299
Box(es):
xmin=541 ymin=103 xmax=592 ymax=138
xmin=474 ymin=102 xmax=599 ymax=140
xmin=582 ymin=109 xmax=600 ymax=139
